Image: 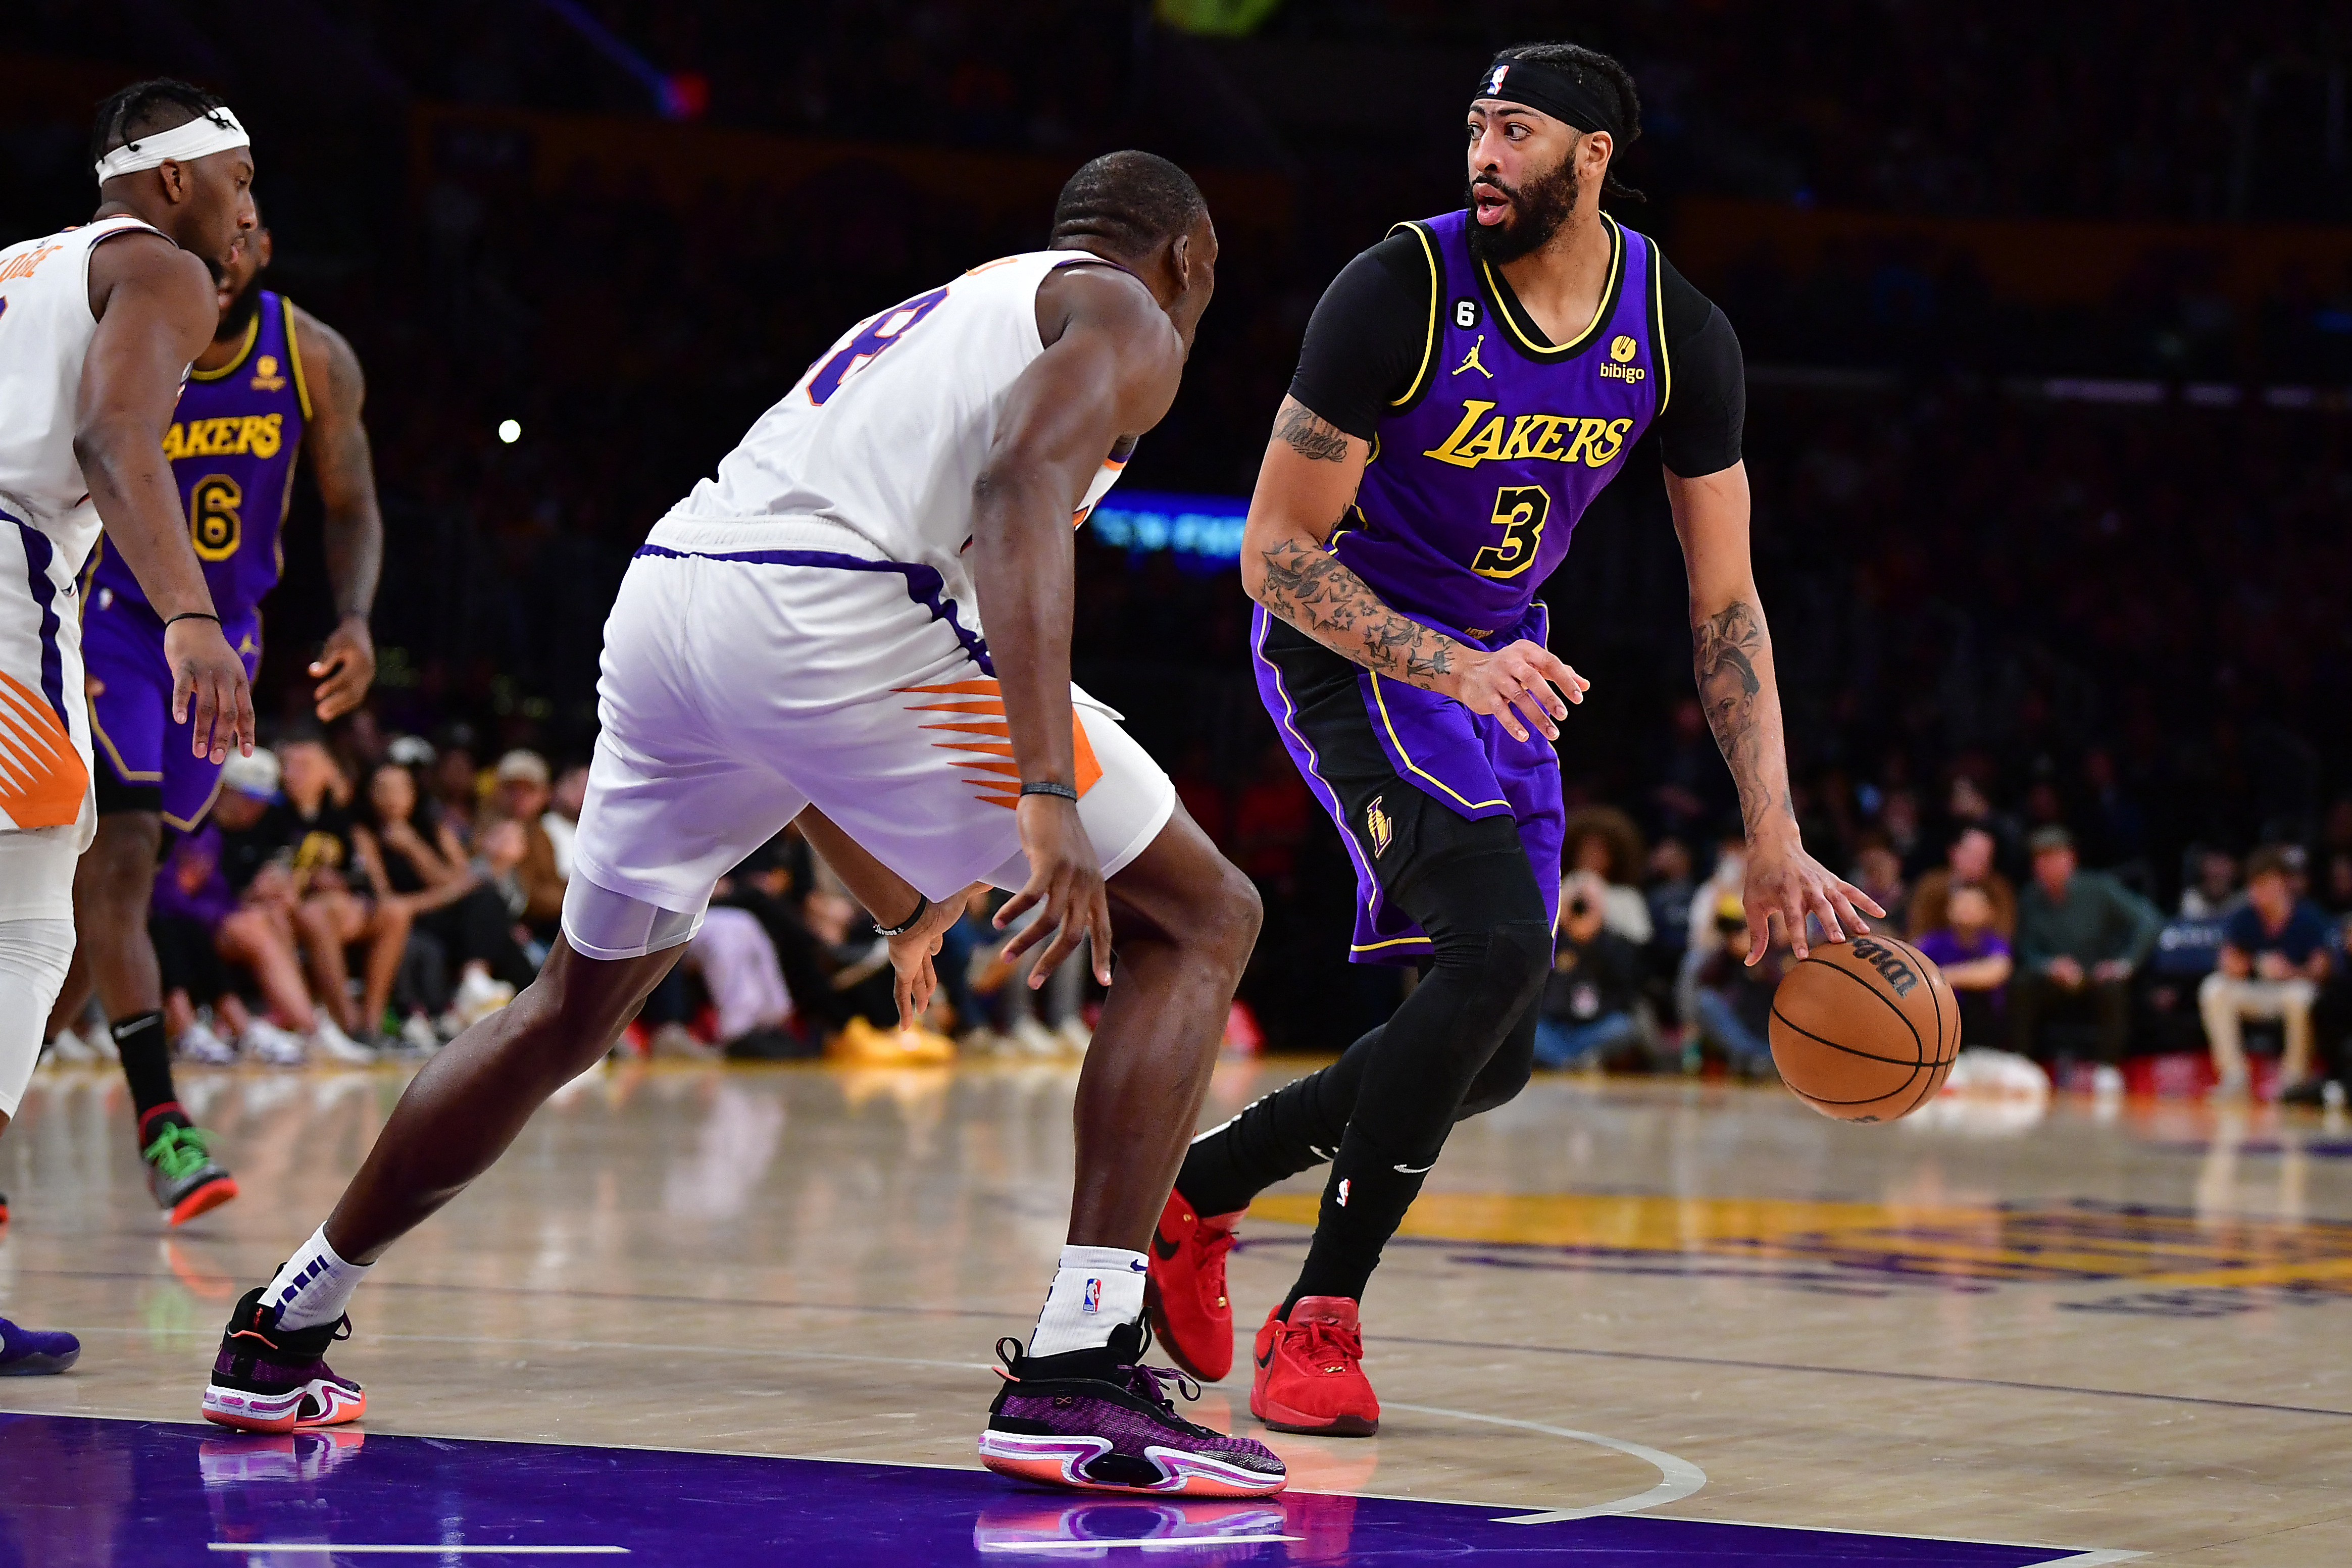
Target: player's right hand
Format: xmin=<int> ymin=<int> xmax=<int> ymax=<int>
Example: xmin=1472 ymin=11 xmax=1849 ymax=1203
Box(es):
xmin=998 ymin=794 xmax=1115 ymax=990
xmin=889 ymin=885 xmax=975 ymax=1031
xmin=164 ymin=616 xmax=256 ymax=763
xmin=1446 ymin=639 xmax=1588 ymax=743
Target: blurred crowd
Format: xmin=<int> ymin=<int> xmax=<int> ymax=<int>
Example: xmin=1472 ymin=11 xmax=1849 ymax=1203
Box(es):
xmin=8 ymin=6 xmax=2352 ymax=1094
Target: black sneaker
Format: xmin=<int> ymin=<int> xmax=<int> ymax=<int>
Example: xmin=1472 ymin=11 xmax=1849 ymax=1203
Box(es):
xmin=141 ymin=1112 xmax=238 ymax=1227
xmin=201 ymin=1286 xmax=366 ymax=1433
xmin=978 ymin=1321 xmax=1285 ymax=1498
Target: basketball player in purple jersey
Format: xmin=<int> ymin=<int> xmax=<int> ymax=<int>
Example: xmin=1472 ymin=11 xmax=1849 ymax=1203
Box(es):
xmin=59 ymin=177 xmax=382 ymax=1223
xmin=1148 ymin=42 xmax=1882 ymax=1435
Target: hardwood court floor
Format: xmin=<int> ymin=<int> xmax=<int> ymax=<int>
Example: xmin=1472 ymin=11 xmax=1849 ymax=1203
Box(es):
xmin=3 ymin=1055 xmax=2350 ymax=1563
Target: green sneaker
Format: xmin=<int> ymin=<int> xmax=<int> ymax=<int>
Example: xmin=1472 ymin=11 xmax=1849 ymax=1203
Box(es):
xmin=141 ymin=1113 xmax=238 ymax=1227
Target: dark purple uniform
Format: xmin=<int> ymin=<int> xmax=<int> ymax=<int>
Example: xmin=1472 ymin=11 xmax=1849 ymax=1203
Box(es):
xmin=1256 ymin=211 xmax=1730 ymax=963
xmin=84 ymin=290 xmax=307 ymax=828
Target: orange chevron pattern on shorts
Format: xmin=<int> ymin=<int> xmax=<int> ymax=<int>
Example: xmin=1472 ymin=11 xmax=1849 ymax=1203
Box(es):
xmin=897 ymin=678 xmax=1103 ymax=809
xmin=0 ymin=670 xmax=88 ymax=828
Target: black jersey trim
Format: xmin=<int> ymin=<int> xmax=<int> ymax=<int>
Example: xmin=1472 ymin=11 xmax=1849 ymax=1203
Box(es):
xmin=1386 ymin=220 xmax=1442 ymax=411
xmin=1478 ymin=213 xmax=1624 ymax=362
xmin=1648 ymin=237 xmax=1671 ymax=419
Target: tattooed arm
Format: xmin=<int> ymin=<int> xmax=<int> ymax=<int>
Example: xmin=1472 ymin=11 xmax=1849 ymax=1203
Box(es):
xmin=1668 ymin=461 xmax=1879 ymax=961
xmin=1242 ymin=396 xmax=1586 ymax=744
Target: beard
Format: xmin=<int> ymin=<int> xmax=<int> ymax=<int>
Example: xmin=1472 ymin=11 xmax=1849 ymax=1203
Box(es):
xmin=215 ymin=277 xmax=264 ymax=342
xmin=1465 ymin=151 xmax=1580 ymax=266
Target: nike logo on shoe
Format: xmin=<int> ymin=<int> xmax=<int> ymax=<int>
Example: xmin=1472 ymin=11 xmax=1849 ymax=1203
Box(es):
xmin=1152 ymin=1231 xmax=1182 ymax=1260
xmin=1256 ymin=1346 xmax=1275 ymax=1369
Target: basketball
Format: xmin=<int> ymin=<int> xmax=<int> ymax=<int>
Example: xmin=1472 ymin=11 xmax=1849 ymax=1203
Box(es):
xmin=1769 ymin=934 xmax=1960 ymax=1123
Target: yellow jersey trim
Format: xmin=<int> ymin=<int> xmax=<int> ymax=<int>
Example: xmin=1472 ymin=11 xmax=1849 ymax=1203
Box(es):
xmin=1387 ymin=220 xmax=1442 ymax=409
xmin=1479 ymin=212 xmax=1623 ymax=362
xmin=189 ymin=314 xmax=260 ymax=382
xmin=1367 ymin=671 xmax=1509 ymax=813
xmin=282 ymin=297 xmax=314 ymax=423
xmin=1649 ymin=237 xmax=1672 ymax=419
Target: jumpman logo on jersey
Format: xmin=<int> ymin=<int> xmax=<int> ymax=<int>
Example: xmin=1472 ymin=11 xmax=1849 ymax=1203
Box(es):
xmin=1452 ymin=335 xmax=1492 ymax=379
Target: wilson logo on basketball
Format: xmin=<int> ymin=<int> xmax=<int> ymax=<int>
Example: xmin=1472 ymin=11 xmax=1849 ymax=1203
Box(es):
xmin=1846 ymin=936 xmax=1921 ymax=997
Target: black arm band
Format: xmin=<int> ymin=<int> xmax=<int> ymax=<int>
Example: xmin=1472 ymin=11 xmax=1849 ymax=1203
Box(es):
xmin=873 ymin=893 xmax=929 ymax=938
xmin=1020 ymin=781 xmax=1080 ymax=803
xmin=164 ymin=611 xmax=222 ymax=630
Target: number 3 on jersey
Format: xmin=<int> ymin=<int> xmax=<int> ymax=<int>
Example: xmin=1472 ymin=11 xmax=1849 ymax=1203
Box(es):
xmin=807 ymin=286 xmax=949 ymax=405
xmin=1471 ymin=484 xmax=1549 ymax=579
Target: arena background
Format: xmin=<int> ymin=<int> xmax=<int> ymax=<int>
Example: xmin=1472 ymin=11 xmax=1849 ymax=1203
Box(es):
xmin=6 ymin=1 xmax=2349 ymax=1051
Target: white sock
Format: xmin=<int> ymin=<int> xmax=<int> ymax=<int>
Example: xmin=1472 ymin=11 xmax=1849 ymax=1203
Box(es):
xmin=1027 ymin=1245 xmax=1148 ymax=1358
xmin=264 ymin=1225 xmax=371 ymax=1330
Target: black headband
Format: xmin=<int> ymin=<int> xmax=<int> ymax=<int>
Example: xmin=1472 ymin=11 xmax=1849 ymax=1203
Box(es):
xmin=1470 ymin=56 xmax=1626 ymax=143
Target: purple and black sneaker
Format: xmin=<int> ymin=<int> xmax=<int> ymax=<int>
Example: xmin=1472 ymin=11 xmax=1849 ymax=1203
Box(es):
xmin=201 ymin=1286 xmax=367 ymax=1434
xmin=979 ymin=1323 xmax=1287 ymax=1498
xmin=0 ymin=1316 xmax=80 ymax=1376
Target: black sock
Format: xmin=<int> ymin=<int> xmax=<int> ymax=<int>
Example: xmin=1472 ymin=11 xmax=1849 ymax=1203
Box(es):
xmin=112 ymin=1011 xmax=179 ymax=1127
xmin=1174 ymin=1026 xmax=1381 ymax=1217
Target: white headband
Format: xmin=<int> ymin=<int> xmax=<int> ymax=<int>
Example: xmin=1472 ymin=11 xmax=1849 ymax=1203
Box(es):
xmin=94 ymin=106 xmax=249 ymax=186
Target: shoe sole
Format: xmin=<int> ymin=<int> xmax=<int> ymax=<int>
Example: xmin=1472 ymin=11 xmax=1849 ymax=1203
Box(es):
xmin=1249 ymin=1389 xmax=1379 ymax=1438
xmin=0 ymin=1346 xmax=80 ymax=1376
xmin=201 ymin=1378 xmax=366 ymax=1434
xmin=1144 ymin=1292 xmax=1234 ymax=1385
xmin=167 ymin=1176 xmax=240 ymax=1228
xmin=978 ymin=1432 xmax=1283 ymax=1498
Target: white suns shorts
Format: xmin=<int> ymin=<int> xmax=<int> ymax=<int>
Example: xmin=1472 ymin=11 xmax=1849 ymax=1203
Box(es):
xmin=562 ymin=518 xmax=1176 ymax=961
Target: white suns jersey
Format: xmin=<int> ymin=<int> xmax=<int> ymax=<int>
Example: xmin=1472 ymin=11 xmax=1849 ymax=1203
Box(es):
xmin=0 ymin=215 xmax=161 ymax=834
xmin=666 ymin=249 xmax=1132 ymax=622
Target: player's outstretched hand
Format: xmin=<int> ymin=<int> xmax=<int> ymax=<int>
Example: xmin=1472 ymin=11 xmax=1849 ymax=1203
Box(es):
xmin=164 ymin=615 xmax=255 ymax=764
xmin=1741 ymin=831 xmax=1885 ymax=964
xmin=310 ymin=615 xmax=377 ymax=721
xmin=889 ymin=885 xmax=975 ymax=1032
xmin=998 ymin=794 xmax=1115 ymax=990
xmin=1446 ymin=639 xmax=1589 ymax=743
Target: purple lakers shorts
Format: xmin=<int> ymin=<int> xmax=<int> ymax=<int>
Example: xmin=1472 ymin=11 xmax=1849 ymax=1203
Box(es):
xmin=1249 ymin=601 xmax=1565 ymax=965
xmin=83 ymin=586 xmax=262 ymax=831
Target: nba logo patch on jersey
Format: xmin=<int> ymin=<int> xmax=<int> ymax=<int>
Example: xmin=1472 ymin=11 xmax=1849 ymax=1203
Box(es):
xmin=1366 ymin=796 xmax=1394 ymax=857
xmin=1082 ymin=1278 xmax=1102 ymax=1314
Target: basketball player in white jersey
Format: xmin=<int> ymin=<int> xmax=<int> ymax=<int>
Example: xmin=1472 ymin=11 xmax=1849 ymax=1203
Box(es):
xmin=209 ymin=152 xmax=1285 ymax=1497
xmin=0 ymin=77 xmax=258 ymax=1372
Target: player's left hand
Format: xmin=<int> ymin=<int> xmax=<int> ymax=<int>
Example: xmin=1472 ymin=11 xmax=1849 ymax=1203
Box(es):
xmin=889 ymin=885 xmax=976 ymax=1031
xmin=1741 ymin=829 xmax=1883 ymax=965
xmin=310 ymin=614 xmax=376 ymax=721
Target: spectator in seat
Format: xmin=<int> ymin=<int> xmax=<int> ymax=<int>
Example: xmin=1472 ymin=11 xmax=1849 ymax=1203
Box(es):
xmin=488 ymin=750 xmax=567 ymax=940
xmin=1533 ymin=872 xmax=1645 ymax=1070
xmin=1908 ymin=826 xmax=2016 ymax=942
xmin=1914 ymin=884 xmax=2013 ymax=1048
xmin=2179 ymin=848 xmax=2241 ymax=918
xmin=2201 ymin=845 xmax=2334 ymax=1101
xmin=2010 ymin=826 xmax=2161 ymax=1069
xmin=278 ymin=735 xmax=404 ymax=1054
xmin=360 ymin=763 xmax=538 ymax=1028
xmin=543 ymin=762 xmax=588 ymax=882
xmin=682 ymin=906 xmax=797 ymax=1059
xmin=1850 ymin=835 xmax=1910 ymax=937
xmin=1642 ymin=837 xmax=1696 ymax=985
xmin=1691 ymin=892 xmax=1789 ymax=1079
xmin=1561 ymin=805 xmax=1653 ymax=944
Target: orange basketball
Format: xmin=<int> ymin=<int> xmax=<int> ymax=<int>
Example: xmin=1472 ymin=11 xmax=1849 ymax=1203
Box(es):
xmin=1768 ymin=933 xmax=1960 ymax=1123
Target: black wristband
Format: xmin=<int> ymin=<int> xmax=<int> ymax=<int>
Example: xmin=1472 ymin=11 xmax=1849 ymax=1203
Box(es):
xmin=1020 ymin=781 xmax=1080 ymax=803
xmin=164 ymin=611 xmax=222 ymax=631
xmin=873 ymin=892 xmax=929 ymax=938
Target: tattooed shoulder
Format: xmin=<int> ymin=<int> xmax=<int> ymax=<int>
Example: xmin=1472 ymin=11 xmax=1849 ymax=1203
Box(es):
xmin=1274 ymin=400 xmax=1352 ymax=464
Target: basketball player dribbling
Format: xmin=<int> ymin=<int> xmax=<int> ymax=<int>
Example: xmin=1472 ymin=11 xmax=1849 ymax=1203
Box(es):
xmin=0 ymin=80 xmax=259 ymax=1371
xmin=42 ymin=172 xmax=386 ymax=1228
xmin=1148 ymin=42 xmax=1884 ymax=1436
xmin=205 ymin=152 xmax=1287 ymax=1499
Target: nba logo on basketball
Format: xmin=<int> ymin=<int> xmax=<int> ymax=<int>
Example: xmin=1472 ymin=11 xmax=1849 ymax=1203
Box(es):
xmin=1082 ymin=1278 xmax=1102 ymax=1314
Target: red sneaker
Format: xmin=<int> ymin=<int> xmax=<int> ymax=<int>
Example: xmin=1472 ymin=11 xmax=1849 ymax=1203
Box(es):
xmin=1248 ymin=1297 xmax=1378 ymax=1437
xmin=1145 ymin=1188 xmax=1241 ymax=1382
